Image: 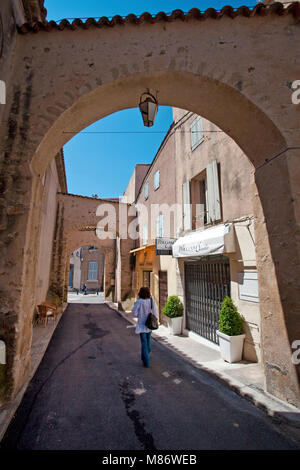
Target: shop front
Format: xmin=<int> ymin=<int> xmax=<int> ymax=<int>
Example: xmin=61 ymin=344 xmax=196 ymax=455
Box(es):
xmin=173 ymin=224 xmax=235 ymax=344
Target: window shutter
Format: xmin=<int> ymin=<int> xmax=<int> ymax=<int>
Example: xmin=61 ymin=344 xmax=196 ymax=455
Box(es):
xmin=191 ymin=120 xmax=197 ymax=150
xmin=206 ymin=160 xmax=221 ymax=222
xmin=154 ymin=170 xmax=160 ymax=190
xmin=190 ymin=117 xmax=203 ymax=150
xmin=182 ymin=181 xmax=192 ymax=231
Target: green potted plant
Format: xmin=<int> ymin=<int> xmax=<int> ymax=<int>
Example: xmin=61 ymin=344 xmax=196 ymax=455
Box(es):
xmin=162 ymin=295 xmax=184 ymax=335
xmin=217 ymin=296 xmax=245 ymax=363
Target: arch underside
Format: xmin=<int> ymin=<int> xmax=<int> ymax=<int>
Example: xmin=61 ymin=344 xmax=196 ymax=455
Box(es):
xmin=32 ymin=70 xmax=286 ymax=178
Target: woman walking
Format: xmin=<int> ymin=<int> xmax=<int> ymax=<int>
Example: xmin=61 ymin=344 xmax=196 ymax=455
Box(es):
xmin=132 ymin=287 xmax=159 ymax=368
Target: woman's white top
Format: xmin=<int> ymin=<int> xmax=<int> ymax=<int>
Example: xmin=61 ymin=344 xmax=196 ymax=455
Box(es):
xmin=132 ymin=297 xmax=159 ymax=334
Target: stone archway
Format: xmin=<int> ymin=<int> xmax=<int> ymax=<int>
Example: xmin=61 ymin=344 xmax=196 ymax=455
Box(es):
xmin=48 ymin=193 xmax=134 ymax=306
xmin=65 ymin=232 xmax=116 ymax=302
xmin=0 ymin=2 xmax=299 ymax=406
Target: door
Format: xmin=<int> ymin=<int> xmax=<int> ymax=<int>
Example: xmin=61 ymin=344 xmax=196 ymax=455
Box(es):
xmin=69 ymin=264 xmax=74 ymax=287
xmin=184 ymin=256 xmax=230 ymax=344
xmin=142 ymin=270 xmax=152 ymax=290
xmin=159 ymin=271 xmax=168 ymax=325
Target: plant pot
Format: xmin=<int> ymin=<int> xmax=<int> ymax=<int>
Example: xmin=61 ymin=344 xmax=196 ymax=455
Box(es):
xmin=217 ymin=330 xmax=245 ymax=363
xmin=167 ymin=316 xmax=183 ymax=335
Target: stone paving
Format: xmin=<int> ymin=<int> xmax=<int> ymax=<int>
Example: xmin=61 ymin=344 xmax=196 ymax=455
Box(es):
xmin=1 ymin=298 xmax=300 ymax=444
xmin=67 ymin=292 xmax=105 ymax=304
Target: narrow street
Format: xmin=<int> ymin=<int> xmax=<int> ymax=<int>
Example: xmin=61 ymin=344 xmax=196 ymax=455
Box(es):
xmin=1 ymin=303 xmax=299 ymax=451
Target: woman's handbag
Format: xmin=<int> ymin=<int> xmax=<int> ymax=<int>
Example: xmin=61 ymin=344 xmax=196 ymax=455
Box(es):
xmin=145 ymin=297 xmax=159 ymax=330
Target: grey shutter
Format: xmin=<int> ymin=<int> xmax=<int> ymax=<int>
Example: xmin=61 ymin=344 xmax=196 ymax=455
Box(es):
xmin=196 ymin=117 xmax=203 ymax=143
xmin=190 ymin=117 xmax=203 ymax=150
xmin=182 ymin=181 xmax=192 ymax=231
xmin=206 ymin=160 xmax=221 ymax=222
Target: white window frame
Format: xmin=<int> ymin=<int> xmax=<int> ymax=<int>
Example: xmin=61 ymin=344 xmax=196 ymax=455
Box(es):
xmin=190 ymin=116 xmax=204 ymax=151
xmin=88 ymin=261 xmax=98 ymax=281
xmin=154 ymin=170 xmax=160 ymax=190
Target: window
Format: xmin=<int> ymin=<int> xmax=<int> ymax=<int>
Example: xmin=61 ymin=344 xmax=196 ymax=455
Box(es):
xmin=191 ymin=176 xmax=207 ymax=229
xmin=206 ymin=160 xmax=221 ymax=223
xmin=142 ymin=224 xmax=148 ymax=245
xmin=190 ymin=116 xmax=204 ymax=151
xmin=88 ymin=261 xmax=98 ymax=280
xmin=145 ymin=182 xmax=149 ymax=200
xmin=143 ymin=270 xmax=152 ymax=289
xmin=157 ymin=214 xmax=164 ymax=238
xmin=154 ymin=170 xmax=160 ymax=190
xmin=190 ymin=160 xmax=221 ymax=228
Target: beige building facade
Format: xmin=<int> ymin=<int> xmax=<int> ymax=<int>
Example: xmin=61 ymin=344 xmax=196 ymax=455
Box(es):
xmin=128 ymin=109 xmax=260 ymax=362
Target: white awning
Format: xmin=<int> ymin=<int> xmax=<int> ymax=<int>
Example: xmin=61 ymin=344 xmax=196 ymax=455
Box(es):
xmin=172 ymin=223 xmax=235 ymax=258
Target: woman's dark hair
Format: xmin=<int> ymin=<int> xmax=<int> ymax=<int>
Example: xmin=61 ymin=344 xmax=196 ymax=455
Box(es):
xmin=138 ymin=286 xmax=151 ymax=299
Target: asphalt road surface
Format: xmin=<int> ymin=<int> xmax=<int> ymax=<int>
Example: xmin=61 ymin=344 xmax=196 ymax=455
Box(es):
xmin=1 ymin=303 xmax=299 ymax=451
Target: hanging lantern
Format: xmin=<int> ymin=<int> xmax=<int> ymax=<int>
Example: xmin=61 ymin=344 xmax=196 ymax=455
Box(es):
xmin=139 ymin=91 xmax=158 ymax=127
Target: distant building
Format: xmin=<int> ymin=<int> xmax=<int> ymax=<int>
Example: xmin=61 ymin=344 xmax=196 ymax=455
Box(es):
xmin=69 ymin=246 xmax=104 ymax=292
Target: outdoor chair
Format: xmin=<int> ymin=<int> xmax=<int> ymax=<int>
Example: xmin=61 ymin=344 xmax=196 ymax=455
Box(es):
xmin=36 ymin=304 xmax=57 ymax=327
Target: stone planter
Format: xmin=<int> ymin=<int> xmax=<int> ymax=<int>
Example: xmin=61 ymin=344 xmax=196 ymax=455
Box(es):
xmin=166 ymin=316 xmax=183 ymax=335
xmin=217 ymin=330 xmax=245 ymax=363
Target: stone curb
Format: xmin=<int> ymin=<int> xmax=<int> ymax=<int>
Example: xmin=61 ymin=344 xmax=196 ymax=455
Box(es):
xmin=107 ymin=302 xmax=300 ymax=444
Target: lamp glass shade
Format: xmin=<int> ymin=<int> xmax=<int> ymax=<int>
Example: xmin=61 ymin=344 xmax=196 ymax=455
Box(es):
xmin=139 ymin=97 xmax=158 ymax=127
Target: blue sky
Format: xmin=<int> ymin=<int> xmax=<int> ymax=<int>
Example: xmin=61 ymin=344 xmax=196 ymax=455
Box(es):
xmin=45 ymin=0 xmax=256 ymax=198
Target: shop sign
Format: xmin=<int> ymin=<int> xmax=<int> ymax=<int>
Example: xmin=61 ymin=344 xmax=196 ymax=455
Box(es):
xmin=155 ymin=238 xmax=177 ymax=255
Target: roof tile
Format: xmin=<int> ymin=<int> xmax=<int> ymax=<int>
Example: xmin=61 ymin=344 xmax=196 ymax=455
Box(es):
xmin=17 ymin=2 xmax=300 ymax=34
